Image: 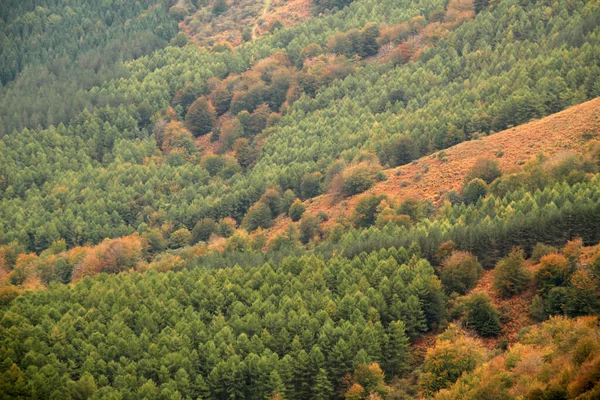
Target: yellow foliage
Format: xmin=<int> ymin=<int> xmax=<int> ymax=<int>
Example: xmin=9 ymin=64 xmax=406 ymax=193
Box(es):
xmin=433 ymin=316 xmax=600 ymax=399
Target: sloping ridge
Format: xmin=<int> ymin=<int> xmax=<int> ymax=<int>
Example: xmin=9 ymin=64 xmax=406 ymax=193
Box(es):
xmin=269 ymin=97 xmax=600 ymax=234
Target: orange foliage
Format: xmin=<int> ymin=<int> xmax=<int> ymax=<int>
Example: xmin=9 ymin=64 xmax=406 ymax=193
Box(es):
xmin=563 ymin=237 xmax=583 ymax=265
xmin=71 ymin=235 xmax=144 ymax=282
xmin=140 ymin=253 xmax=185 ymax=273
xmin=537 ymin=253 xmax=571 ymax=280
xmin=161 ymin=120 xmax=196 ymax=154
xmin=345 ymin=383 xmax=365 ymax=400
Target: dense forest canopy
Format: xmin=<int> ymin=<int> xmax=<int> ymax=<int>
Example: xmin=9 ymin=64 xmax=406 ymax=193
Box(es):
xmin=0 ymin=0 xmax=598 ymax=256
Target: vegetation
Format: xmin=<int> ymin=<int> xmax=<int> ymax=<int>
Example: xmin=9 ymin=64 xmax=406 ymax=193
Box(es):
xmin=437 ymin=251 xmax=482 ymax=295
xmin=463 ymin=293 xmax=502 ymax=337
xmin=434 ymin=316 xmax=600 ymax=399
xmin=493 ymin=247 xmax=531 ymax=298
xmin=420 ymin=324 xmax=488 ymax=396
xmin=0 ymin=250 xmax=442 ymax=398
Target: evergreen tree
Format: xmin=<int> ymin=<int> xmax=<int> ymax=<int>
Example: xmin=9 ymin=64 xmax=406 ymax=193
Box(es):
xmin=384 ymin=320 xmax=410 ymax=376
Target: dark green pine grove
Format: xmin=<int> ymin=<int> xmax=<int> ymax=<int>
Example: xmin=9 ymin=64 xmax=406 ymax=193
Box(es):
xmin=0 ymin=0 xmax=599 ymax=254
xmin=0 ymin=250 xmax=442 ymax=399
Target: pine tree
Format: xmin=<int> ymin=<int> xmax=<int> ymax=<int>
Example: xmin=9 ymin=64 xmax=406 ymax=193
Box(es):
xmin=312 ymin=368 xmax=334 ymax=400
xmin=266 ymin=370 xmax=286 ymax=399
xmin=385 ymin=321 xmax=410 ymax=376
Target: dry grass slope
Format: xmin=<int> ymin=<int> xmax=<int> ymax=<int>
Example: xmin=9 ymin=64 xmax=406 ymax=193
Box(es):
xmin=270 ymin=97 xmax=600 ymax=236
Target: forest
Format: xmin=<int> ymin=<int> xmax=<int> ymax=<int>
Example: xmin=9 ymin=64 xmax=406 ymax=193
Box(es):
xmin=1 ymin=0 xmax=600 ymax=398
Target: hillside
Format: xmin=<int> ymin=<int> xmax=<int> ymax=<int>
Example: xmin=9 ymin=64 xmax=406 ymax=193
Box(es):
xmin=270 ymin=97 xmax=600 ymax=235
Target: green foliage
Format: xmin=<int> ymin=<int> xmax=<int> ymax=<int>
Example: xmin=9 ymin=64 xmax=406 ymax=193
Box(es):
xmin=434 ymin=317 xmax=600 ymax=400
xmin=493 ymin=248 xmax=531 ymax=298
xmin=420 ymin=325 xmax=487 ymax=396
xmin=438 ymin=251 xmax=483 ymax=295
xmin=193 ymin=218 xmax=219 ymax=243
xmin=0 ymin=249 xmax=444 ymax=398
xmin=535 ymin=254 xmax=573 ymax=296
xmin=462 ymin=178 xmax=487 ymax=205
xmin=463 ymin=293 xmax=502 ymax=337
xmin=289 ymin=199 xmax=306 ymax=222
xmin=378 ymin=135 xmax=419 ymax=167
xmin=465 ymin=158 xmax=502 ymax=185
xmin=243 ymin=202 xmax=273 ymax=231
xmin=397 ymin=198 xmax=434 ymax=223
xmin=531 ymin=243 xmax=558 ymax=263
xmin=384 ymin=321 xmax=410 ymax=376
xmin=212 ymin=0 xmax=229 ymax=15
xmin=340 ymin=165 xmax=376 ymax=197
xmin=141 ymin=229 xmax=167 ymax=255
xmin=185 ymin=96 xmax=217 ymax=136
xmin=300 ymin=172 xmax=323 ymax=200
xmin=530 ymin=295 xmax=547 ymax=322
xmin=299 ymin=214 xmax=321 ymax=244
xmin=353 ymin=195 xmax=386 ymax=228
xmin=169 ymin=228 xmax=192 ymax=248
xmin=1 ymin=0 xmax=598 ymax=256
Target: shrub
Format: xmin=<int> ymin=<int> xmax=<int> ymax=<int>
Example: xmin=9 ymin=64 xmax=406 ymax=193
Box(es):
xmin=300 ymin=172 xmax=323 ymax=199
xmin=212 ymin=0 xmax=228 ymax=15
xmin=379 ymin=135 xmax=419 ymax=167
xmin=438 ymin=251 xmax=483 ymax=295
xmin=289 ymin=199 xmax=306 ymax=222
xmin=169 ymin=228 xmax=192 ymax=249
xmin=462 ymin=178 xmax=487 ymax=204
xmin=340 ymin=165 xmax=375 ymax=197
xmin=347 ymin=363 xmax=387 ymax=398
xmin=353 ymin=195 xmax=386 ymax=228
xmin=435 ymin=241 xmax=456 ymax=265
xmin=185 ymin=96 xmax=216 ymax=137
xmin=141 ymin=229 xmax=167 ymax=255
xmin=535 ymin=254 xmax=573 ymax=296
xmin=243 ymin=202 xmax=273 ymax=231
xmin=281 ymin=189 xmax=297 ymax=213
xmin=397 ymin=198 xmax=434 ymax=222
xmin=419 ymin=325 xmax=487 ymax=395
xmin=531 ymin=243 xmax=558 ymax=263
xmin=465 ymin=158 xmax=502 ymax=184
xmin=316 ymin=211 xmax=329 ymax=222
xmin=563 ymin=238 xmax=583 ymax=268
xmin=545 ymin=287 xmax=568 ymax=315
xmin=530 ymin=295 xmax=547 ymax=321
xmin=565 ymin=270 xmax=600 ymax=317
xmin=218 ymin=217 xmax=237 ymax=238
xmin=493 ymin=248 xmax=531 ymax=298
xmin=299 ymin=214 xmax=321 ymax=244
xmin=445 ymin=190 xmax=463 ymax=205
xmin=464 ymin=293 xmax=502 ymax=337
xmin=260 ymin=188 xmax=284 ymax=218
xmin=192 ymin=218 xmax=218 ymax=244
xmin=0 ymin=286 xmax=20 ymax=306
xmin=375 ymin=171 xmax=388 ymax=181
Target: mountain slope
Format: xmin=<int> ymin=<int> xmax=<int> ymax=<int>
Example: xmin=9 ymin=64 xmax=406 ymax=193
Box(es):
xmin=270 ymin=97 xmax=600 ymax=235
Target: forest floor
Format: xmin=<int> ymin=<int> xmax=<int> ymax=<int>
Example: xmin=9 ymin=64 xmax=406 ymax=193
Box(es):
xmin=268 ymin=97 xmax=600 ymax=238
xmin=472 ymin=264 xmax=538 ymax=347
